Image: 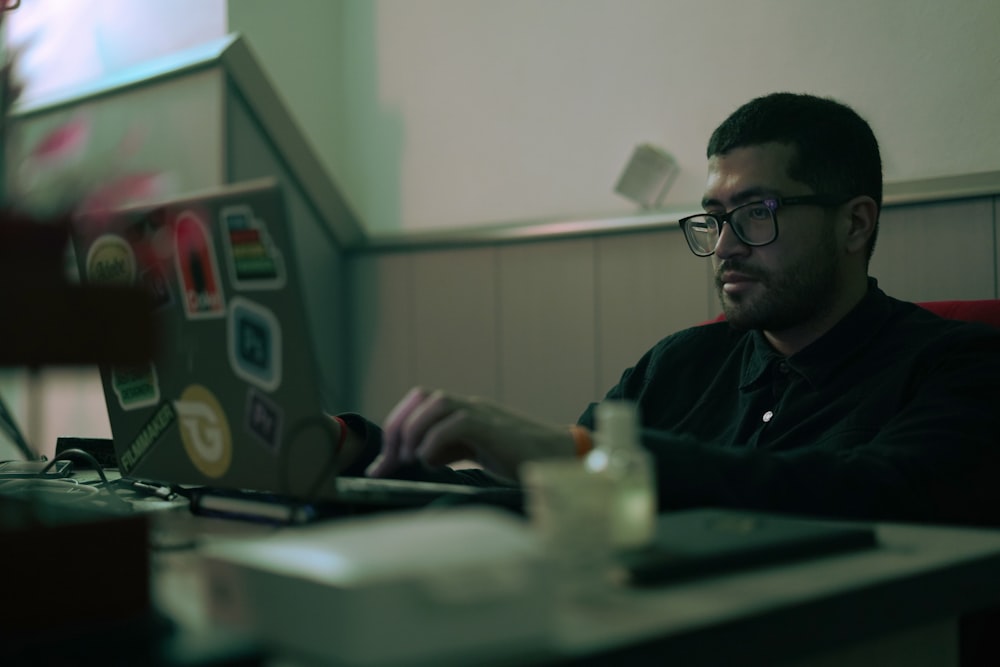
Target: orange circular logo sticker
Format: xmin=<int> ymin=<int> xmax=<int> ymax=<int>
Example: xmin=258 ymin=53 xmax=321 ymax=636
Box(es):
xmin=174 ymin=385 xmax=232 ymax=478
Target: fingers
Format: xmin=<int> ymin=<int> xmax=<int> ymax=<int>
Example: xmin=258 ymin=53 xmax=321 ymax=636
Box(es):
xmin=382 ymin=387 xmax=427 ymax=457
xmin=370 ymin=386 xmax=427 ymax=476
xmin=370 ymin=386 xmax=463 ymax=477
xmin=398 ymin=390 xmax=458 ymax=464
xmin=416 ymin=410 xmax=476 ymax=468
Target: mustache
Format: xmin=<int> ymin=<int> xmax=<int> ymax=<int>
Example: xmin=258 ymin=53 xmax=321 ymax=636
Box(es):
xmin=715 ymin=261 xmax=766 ymax=282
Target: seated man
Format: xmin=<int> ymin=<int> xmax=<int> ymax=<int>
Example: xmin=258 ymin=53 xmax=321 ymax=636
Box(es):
xmin=337 ymin=92 xmax=1000 ymax=527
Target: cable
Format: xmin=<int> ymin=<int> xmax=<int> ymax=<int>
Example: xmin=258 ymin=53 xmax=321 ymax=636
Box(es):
xmin=0 ymin=478 xmax=101 ymax=497
xmin=40 ymin=448 xmax=133 ymax=511
xmin=42 ymin=448 xmax=108 ymax=483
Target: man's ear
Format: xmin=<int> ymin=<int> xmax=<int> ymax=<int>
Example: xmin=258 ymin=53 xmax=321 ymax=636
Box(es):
xmin=843 ymin=196 xmax=878 ymax=255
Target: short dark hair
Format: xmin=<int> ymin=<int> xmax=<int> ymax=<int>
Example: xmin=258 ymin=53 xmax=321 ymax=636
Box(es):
xmin=707 ymin=92 xmax=883 ymax=260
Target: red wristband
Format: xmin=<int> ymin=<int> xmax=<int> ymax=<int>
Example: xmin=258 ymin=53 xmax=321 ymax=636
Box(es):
xmin=333 ymin=416 xmax=350 ymax=453
xmin=569 ymin=425 xmax=593 ymax=458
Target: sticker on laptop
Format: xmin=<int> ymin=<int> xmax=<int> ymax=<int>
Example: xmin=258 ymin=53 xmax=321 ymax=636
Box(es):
xmin=174 ymin=209 xmax=226 ymax=319
xmin=174 ymin=384 xmax=232 ymax=479
xmin=119 ymin=402 xmax=176 ymax=476
xmin=245 ymin=387 xmax=283 ymax=453
xmin=111 ymin=363 xmax=160 ymax=411
xmin=139 ymin=262 xmax=173 ymax=311
xmin=85 ymin=234 xmax=136 ymax=284
xmin=220 ymin=205 xmax=286 ymax=290
xmin=228 ymin=297 xmax=282 ymax=392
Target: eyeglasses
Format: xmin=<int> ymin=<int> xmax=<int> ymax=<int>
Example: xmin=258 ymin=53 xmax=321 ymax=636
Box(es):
xmin=678 ymin=195 xmax=849 ymax=257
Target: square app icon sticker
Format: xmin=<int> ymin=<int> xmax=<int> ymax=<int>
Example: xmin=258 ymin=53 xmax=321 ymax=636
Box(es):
xmin=228 ymin=296 xmax=282 ymax=392
xmin=245 ymin=387 xmax=283 ymax=453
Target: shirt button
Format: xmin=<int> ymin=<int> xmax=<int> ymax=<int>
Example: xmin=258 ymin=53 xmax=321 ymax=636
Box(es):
xmin=762 ymin=410 xmax=774 ymax=423
xmin=778 ymin=363 xmax=790 ymax=374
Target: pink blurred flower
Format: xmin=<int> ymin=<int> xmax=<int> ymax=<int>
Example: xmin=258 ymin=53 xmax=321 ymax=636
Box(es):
xmin=28 ymin=115 xmax=90 ymax=165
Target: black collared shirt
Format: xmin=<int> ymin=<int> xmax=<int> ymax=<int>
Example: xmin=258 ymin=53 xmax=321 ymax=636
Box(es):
xmin=579 ymin=280 xmax=1000 ymax=525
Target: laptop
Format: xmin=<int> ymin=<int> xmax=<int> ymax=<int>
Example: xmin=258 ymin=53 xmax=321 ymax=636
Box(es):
xmin=72 ymin=179 xmax=521 ymax=516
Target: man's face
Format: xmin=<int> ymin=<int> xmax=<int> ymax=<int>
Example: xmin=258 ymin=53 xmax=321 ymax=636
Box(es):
xmin=703 ymin=142 xmax=841 ymax=332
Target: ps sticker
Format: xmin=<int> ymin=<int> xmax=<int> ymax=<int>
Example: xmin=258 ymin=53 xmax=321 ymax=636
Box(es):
xmin=228 ymin=297 xmax=282 ymax=392
xmin=174 ymin=384 xmax=232 ymax=478
xmin=245 ymin=387 xmax=283 ymax=453
xmin=111 ymin=363 xmax=160 ymax=411
xmin=174 ymin=209 xmax=226 ymax=319
xmin=86 ymin=234 xmax=135 ymax=284
xmin=220 ymin=205 xmax=286 ymax=290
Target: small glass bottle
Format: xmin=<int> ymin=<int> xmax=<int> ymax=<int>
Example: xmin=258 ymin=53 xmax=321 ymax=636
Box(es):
xmin=584 ymin=400 xmax=657 ymax=549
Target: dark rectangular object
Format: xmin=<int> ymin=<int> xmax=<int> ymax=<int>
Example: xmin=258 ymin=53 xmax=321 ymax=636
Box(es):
xmin=620 ymin=508 xmax=878 ymax=586
xmin=0 ymin=495 xmax=150 ymax=637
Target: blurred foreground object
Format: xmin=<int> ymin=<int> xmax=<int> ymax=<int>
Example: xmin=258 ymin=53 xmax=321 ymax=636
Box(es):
xmin=0 ymin=208 xmax=155 ymax=365
xmin=1 ymin=9 xmax=157 ymax=367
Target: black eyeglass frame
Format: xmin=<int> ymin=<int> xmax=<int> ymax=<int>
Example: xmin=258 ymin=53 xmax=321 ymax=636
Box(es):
xmin=678 ymin=194 xmax=850 ymax=257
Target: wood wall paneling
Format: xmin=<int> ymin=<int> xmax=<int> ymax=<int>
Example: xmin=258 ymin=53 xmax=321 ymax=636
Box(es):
xmin=869 ymin=198 xmax=996 ymax=302
xmin=411 ymin=248 xmax=500 ymax=401
xmin=595 ymin=228 xmax=714 ymax=396
xmin=349 ymin=253 xmax=415 ymax=420
xmin=497 ymin=239 xmax=598 ymax=424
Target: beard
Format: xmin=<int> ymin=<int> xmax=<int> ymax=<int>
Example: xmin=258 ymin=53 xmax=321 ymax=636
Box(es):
xmin=715 ymin=232 xmax=840 ymax=333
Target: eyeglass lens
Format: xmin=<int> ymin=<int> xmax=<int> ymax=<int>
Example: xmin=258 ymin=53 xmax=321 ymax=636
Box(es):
xmin=685 ymin=203 xmax=776 ymax=254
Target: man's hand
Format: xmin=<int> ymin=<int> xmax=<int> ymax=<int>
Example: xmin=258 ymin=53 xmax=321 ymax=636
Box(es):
xmin=366 ymin=386 xmax=577 ymax=480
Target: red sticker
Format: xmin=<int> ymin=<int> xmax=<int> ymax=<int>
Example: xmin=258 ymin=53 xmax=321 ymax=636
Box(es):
xmin=173 ymin=209 xmax=226 ymax=319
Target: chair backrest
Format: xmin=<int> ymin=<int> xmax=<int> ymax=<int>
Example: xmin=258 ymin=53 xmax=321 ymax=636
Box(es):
xmin=916 ymin=300 xmax=1000 ymax=329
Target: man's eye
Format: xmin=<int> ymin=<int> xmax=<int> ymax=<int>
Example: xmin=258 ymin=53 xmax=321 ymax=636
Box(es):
xmin=746 ymin=205 xmax=771 ymax=220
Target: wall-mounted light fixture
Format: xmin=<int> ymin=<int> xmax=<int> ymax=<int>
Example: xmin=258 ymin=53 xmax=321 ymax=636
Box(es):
xmin=614 ymin=143 xmax=678 ymax=209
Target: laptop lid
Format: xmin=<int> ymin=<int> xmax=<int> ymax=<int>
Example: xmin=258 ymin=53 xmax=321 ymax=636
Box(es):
xmin=73 ymin=179 xmax=347 ymax=498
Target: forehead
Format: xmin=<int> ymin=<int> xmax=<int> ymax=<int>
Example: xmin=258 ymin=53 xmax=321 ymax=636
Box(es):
xmin=703 ymin=142 xmax=806 ymax=207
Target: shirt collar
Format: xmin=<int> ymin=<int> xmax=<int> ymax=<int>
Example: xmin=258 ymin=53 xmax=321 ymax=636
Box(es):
xmin=739 ymin=278 xmax=891 ymax=391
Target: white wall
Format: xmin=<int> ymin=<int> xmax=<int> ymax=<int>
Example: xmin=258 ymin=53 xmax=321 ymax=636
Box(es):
xmin=9 ymin=0 xmax=1000 ymax=235
xmin=232 ymin=0 xmax=1000 ymax=234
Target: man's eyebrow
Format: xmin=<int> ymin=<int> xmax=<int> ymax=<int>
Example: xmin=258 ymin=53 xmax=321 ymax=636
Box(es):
xmin=701 ymin=187 xmax=778 ymax=210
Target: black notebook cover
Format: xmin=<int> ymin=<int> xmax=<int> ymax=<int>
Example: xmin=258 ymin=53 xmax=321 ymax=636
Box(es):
xmin=620 ymin=508 xmax=878 ymax=586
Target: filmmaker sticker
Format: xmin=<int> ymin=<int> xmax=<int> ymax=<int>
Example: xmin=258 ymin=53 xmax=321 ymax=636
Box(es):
xmin=228 ymin=297 xmax=282 ymax=392
xmin=220 ymin=205 xmax=286 ymax=290
xmin=119 ymin=402 xmax=176 ymax=476
xmin=245 ymin=387 xmax=283 ymax=453
xmin=111 ymin=363 xmax=160 ymax=411
xmin=85 ymin=234 xmax=135 ymax=284
xmin=174 ymin=384 xmax=232 ymax=479
xmin=174 ymin=209 xmax=226 ymax=319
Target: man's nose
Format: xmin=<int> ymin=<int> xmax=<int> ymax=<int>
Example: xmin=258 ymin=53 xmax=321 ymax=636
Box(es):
xmin=714 ymin=221 xmax=749 ymax=259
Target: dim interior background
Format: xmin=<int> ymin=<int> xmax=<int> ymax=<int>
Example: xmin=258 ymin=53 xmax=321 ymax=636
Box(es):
xmin=2 ymin=0 xmax=999 ymax=459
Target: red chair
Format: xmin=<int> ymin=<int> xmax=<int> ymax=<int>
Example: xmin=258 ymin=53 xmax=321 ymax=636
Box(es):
xmin=705 ymin=300 xmax=1000 ymax=329
xmin=917 ymin=300 xmax=1000 ymax=329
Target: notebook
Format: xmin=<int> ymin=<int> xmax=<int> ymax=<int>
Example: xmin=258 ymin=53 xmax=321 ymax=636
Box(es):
xmin=71 ymin=179 xmax=521 ymax=513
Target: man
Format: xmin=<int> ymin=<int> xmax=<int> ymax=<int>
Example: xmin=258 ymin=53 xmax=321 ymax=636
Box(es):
xmin=337 ymin=92 xmax=1000 ymax=527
